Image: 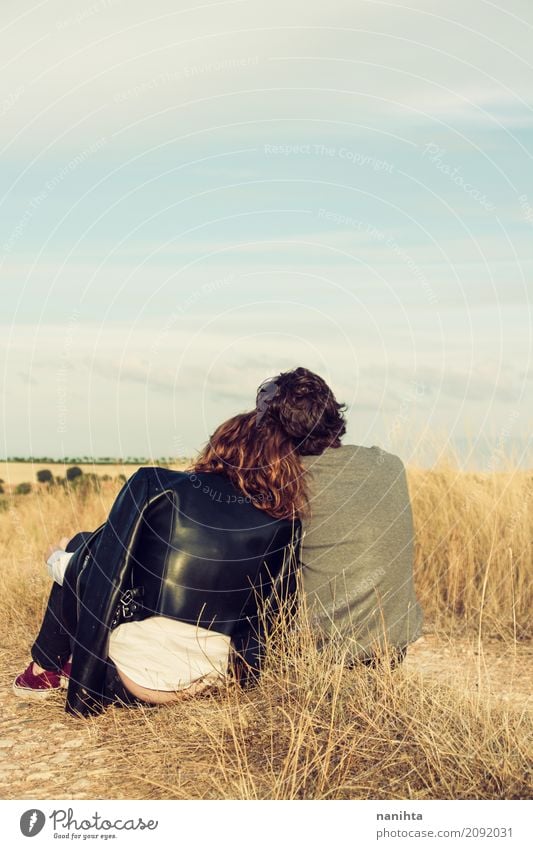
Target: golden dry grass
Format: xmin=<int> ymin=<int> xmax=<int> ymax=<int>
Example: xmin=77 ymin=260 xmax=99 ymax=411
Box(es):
xmin=408 ymin=463 xmax=532 ymax=639
xmin=0 ymin=461 xmax=531 ymax=800
xmin=0 ymin=460 xmax=187 ymax=488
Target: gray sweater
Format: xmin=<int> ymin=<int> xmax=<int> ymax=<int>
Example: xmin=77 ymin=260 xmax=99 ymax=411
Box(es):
xmin=301 ymin=444 xmax=423 ymax=658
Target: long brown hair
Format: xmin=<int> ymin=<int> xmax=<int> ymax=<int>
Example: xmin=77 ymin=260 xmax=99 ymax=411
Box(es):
xmin=192 ymin=367 xmax=346 ymax=520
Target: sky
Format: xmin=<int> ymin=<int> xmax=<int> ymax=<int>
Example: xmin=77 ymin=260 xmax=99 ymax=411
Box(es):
xmin=1 ymin=0 xmax=532 ymax=468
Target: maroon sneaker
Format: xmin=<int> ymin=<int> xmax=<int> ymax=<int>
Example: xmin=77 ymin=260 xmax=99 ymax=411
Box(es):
xmin=13 ymin=661 xmax=69 ymax=698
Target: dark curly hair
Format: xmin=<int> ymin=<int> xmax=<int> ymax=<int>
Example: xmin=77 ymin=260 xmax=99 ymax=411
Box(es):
xmin=192 ymin=367 xmax=346 ymax=519
xmin=256 ymin=366 xmax=347 ymax=456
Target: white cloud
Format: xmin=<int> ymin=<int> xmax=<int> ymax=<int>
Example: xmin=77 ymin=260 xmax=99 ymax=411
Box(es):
xmin=2 ymin=0 xmax=532 ymax=159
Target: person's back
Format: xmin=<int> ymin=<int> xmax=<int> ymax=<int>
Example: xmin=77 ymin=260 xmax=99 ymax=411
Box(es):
xmin=301 ymin=444 xmax=423 ymax=660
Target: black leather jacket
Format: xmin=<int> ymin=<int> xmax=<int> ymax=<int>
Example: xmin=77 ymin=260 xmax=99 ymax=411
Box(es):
xmin=63 ymin=466 xmax=301 ymax=716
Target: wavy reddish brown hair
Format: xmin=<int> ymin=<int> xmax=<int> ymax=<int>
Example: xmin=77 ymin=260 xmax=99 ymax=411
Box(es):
xmin=191 ymin=367 xmax=346 ymax=519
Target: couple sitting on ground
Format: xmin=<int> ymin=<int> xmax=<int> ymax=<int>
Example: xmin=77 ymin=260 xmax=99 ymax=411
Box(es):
xmin=14 ymin=367 xmax=423 ymax=717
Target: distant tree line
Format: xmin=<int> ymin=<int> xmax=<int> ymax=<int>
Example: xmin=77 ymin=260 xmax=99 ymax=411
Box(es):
xmin=4 ymin=466 xmax=129 ymax=498
xmin=1 ymin=457 xmax=191 ymax=504
xmin=0 ymin=456 xmax=186 ymax=464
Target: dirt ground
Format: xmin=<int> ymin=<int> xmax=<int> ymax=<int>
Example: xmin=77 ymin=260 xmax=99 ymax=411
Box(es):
xmin=404 ymin=633 xmax=533 ymax=712
xmin=1 ymin=632 xmax=531 ymax=800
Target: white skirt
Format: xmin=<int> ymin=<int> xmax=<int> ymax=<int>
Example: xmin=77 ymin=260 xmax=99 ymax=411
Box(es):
xmin=108 ymin=616 xmax=231 ymax=691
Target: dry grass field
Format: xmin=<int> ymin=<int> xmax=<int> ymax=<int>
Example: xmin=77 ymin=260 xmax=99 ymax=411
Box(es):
xmin=0 ymin=460 xmax=531 ymax=800
xmin=0 ymin=460 xmax=188 ymax=488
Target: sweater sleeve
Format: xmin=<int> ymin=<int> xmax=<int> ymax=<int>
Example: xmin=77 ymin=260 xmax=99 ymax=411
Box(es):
xmin=46 ymin=549 xmax=74 ymax=586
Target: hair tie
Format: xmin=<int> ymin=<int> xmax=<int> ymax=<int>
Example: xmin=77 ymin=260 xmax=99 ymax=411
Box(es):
xmin=255 ymin=377 xmax=280 ymax=424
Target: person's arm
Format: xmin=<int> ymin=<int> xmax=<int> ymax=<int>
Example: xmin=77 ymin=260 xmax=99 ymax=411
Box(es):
xmin=231 ymin=519 xmax=302 ymax=687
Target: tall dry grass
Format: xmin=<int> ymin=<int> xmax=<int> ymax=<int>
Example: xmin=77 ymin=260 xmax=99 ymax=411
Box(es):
xmin=96 ymin=633 xmax=530 ymax=800
xmin=0 ymin=462 xmax=531 ymax=800
xmin=408 ymin=463 xmax=532 ymax=639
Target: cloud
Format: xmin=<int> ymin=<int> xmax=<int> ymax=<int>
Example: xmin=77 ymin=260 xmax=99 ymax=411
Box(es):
xmin=363 ymin=360 xmax=524 ymax=403
xmin=17 ymin=370 xmax=38 ymax=386
xmin=88 ymin=355 xmax=179 ymax=393
xmin=2 ymin=0 xmax=532 ymax=159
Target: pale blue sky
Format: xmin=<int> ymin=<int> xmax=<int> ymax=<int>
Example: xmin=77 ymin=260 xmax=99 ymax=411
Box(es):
xmin=1 ymin=0 xmax=531 ymax=467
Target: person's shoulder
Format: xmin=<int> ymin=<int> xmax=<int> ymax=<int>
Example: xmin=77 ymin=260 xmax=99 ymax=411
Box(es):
xmin=302 ymin=443 xmax=386 ymax=464
xmin=132 ymin=465 xmax=187 ymax=477
xmin=130 ymin=465 xmax=192 ymax=488
xmin=302 ymin=444 xmax=406 ymax=474
xmin=370 ymin=446 xmax=406 ymax=472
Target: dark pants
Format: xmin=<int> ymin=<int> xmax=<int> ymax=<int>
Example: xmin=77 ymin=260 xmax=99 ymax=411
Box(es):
xmin=31 ymin=531 xmax=92 ymax=672
xmin=31 ymin=531 xmax=150 ymax=708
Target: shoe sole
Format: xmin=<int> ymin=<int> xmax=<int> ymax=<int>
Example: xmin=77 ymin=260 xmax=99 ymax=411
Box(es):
xmin=12 ymin=681 xmax=62 ymax=699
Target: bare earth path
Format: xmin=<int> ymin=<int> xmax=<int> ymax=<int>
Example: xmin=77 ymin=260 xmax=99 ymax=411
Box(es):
xmin=404 ymin=634 xmax=532 ymax=712
xmin=1 ymin=633 xmax=531 ymax=800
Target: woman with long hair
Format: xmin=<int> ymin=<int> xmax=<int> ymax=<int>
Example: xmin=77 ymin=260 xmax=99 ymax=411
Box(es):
xmin=13 ymin=367 xmax=346 ymax=716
